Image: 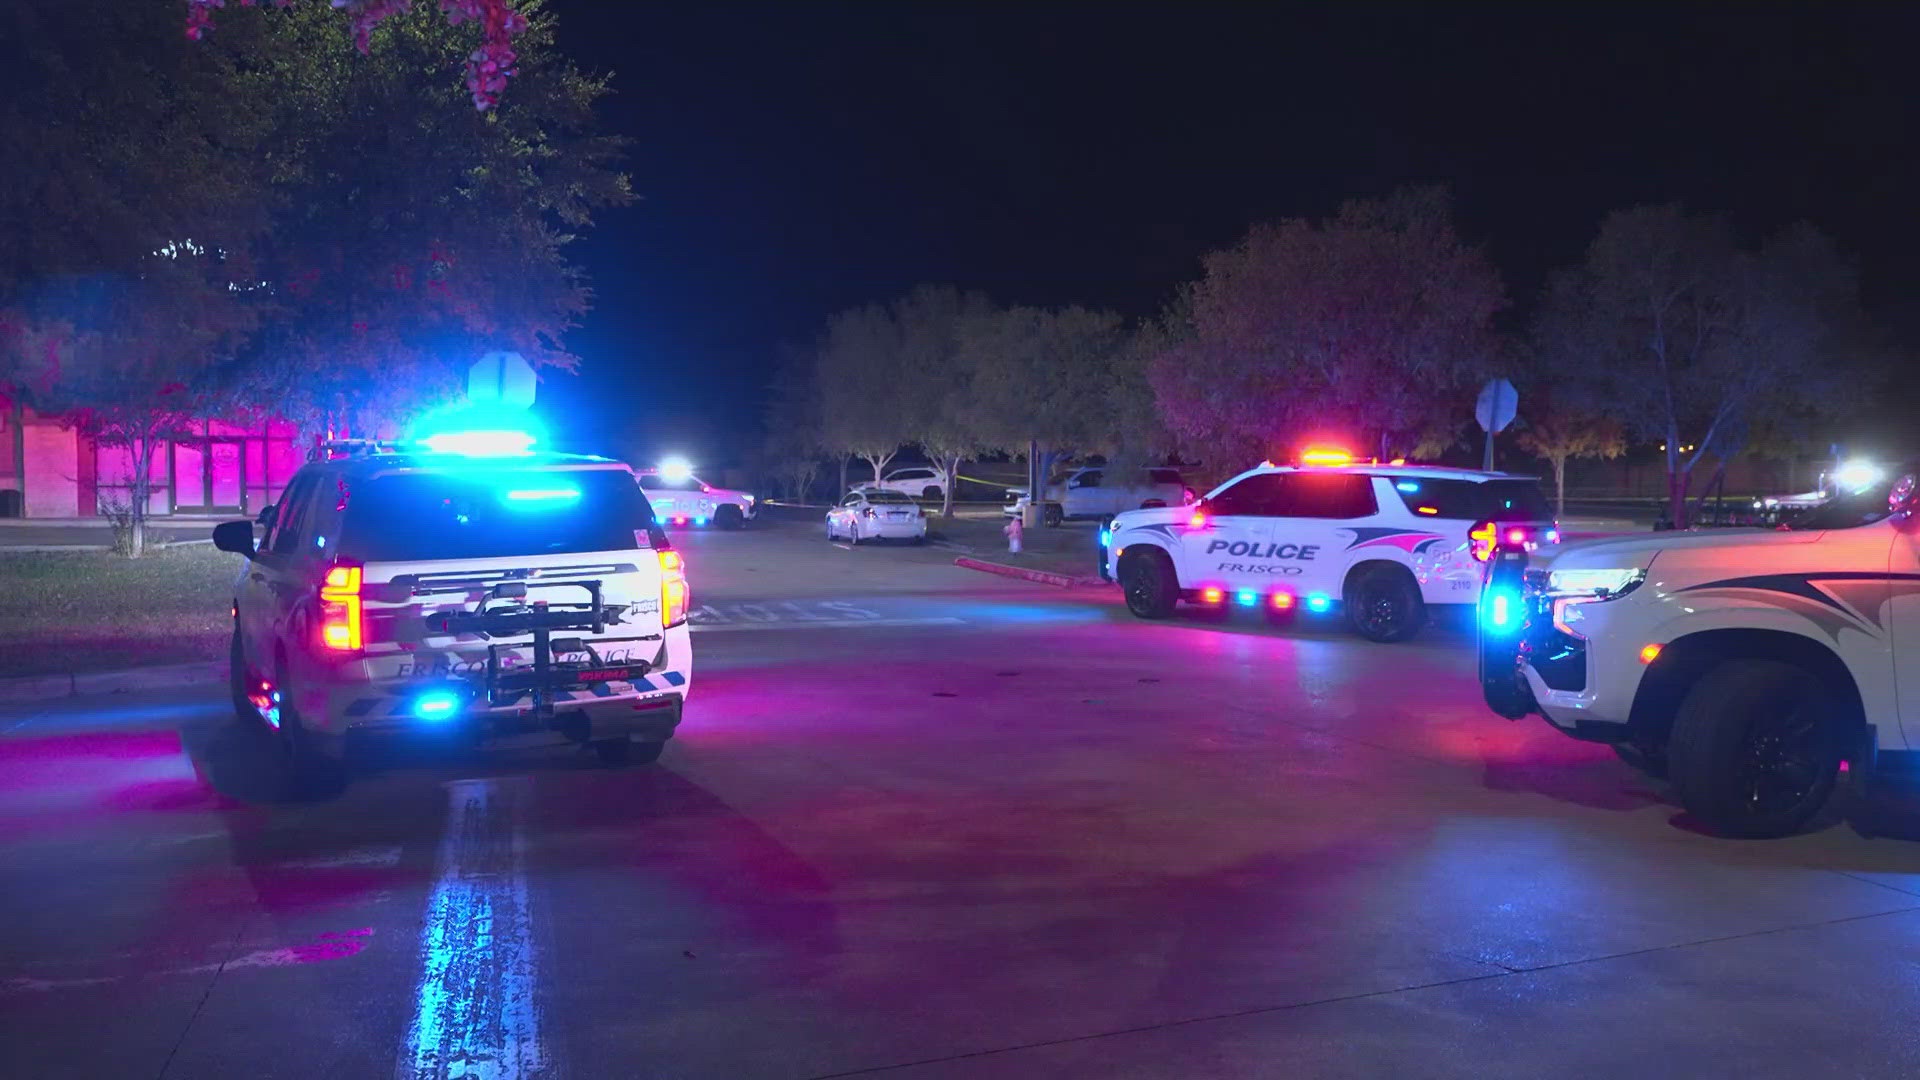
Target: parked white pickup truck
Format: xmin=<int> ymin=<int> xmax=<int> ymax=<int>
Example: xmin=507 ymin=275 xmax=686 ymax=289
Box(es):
xmin=1006 ymin=466 xmax=1194 ymax=526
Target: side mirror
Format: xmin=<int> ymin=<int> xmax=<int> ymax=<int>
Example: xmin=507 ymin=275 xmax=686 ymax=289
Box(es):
xmin=254 ymin=503 xmax=277 ymax=528
xmin=212 ymin=520 xmax=256 ymax=558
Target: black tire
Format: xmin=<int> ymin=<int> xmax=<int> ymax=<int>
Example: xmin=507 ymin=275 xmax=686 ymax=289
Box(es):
xmin=269 ymin=667 xmax=345 ymax=800
xmin=922 ymin=486 xmax=942 ymax=501
xmin=848 ymin=522 xmax=862 ymax=545
xmin=715 ymin=504 xmax=745 ymax=530
xmin=1668 ymin=659 xmax=1841 ymax=838
xmin=1119 ymin=548 xmax=1178 ymax=619
xmin=1043 ymin=503 xmax=1064 ymax=528
xmin=1344 ymin=564 xmax=1426 ymax=642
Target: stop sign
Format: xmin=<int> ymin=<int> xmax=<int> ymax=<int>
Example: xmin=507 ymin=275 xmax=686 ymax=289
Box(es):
xmin=469 ymin=352 xmax=536 ymax=407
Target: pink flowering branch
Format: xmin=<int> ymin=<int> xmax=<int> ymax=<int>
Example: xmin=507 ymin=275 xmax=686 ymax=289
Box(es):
xmin=184 ymin=0 xmax=527 ymax=110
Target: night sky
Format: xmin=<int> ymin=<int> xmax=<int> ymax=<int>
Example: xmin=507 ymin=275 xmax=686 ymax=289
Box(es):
xmin=539 ymin=2 xmax=1920 ymax=463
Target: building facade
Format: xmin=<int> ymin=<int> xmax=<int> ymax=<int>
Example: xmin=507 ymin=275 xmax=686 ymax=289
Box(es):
xmin=0 ymin=405 xmax=303 ymax=519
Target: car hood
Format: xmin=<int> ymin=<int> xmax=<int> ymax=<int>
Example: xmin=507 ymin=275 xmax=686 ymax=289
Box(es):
xmin=1543 ymin=527 xmax=1820 ymax=570
xmin=1111 ymin=504 xmax=1190 ymax=529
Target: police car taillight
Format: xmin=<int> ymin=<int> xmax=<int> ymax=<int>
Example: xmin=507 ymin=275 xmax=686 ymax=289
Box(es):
xmin=1469 ymin=520 xmax=1499 ymax=562
xmin=318 ymin=560 xmax=364 ymax=651
xmin=659 ymin=549 xmax=690 ymax=629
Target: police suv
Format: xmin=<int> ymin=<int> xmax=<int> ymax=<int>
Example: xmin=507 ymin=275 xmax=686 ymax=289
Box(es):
xmin=1481 ymin=466 xmax=1920 ymax=838
xmin=636 ymin=466 xmax=756 ymax=529
xmin=213 ymin=436 xmax=694 ymax=791
xmin=1105 ymin=457 xmax=1555 ymax=642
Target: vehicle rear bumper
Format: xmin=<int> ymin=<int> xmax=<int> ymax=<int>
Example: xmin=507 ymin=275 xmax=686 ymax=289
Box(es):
xmin=309 ymin=667 xmax=690 ymax=739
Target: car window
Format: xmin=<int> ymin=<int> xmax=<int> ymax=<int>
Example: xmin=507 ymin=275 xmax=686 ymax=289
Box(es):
xmin=841 ymin=493 xmax=864 ymax=507
xmin=865 ymin=490 xmax=913 ymax=504
xmin=892 ymin=469 xmax=929 ymax=481
xmin=638 ymin=474 xmax=701 ymax=492
xmin=338 ymin=467 xmax=654 ymax=562
xmin=1391 ymin=477 xmax=1550 ymax=521
xmin=269 ymin=473 xmax=322 ymax=555
xmin=1286 ymin=473 xmax=1377 ymax=518
xmin=1208 ymin=473 xmax=1290 ymax=516
xmin=1071 ymin=470 xmax=1102 ymax=488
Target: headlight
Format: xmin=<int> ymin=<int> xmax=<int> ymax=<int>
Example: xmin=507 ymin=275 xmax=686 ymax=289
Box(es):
xmin=1545 ymin=568 xmax=1645 ymax=597
xmin=1543 ymin=567 xmax=1645 ymax=639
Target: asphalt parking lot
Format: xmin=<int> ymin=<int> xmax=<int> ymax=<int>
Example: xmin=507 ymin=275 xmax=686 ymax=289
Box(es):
xmin=4 ymin=515 xmax=1920 ymax=1078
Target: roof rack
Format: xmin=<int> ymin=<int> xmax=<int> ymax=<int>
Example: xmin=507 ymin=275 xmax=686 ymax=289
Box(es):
xmin=312 ymin=437 xmax=405 ymax=461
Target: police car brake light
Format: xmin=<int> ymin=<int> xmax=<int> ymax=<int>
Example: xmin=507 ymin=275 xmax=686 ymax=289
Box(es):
xmin=1469 ymin=520 xmax=1499 ymax=562
xmin=318 ymin=560 xmax=364 ymax=651
xmin=659 ymin=549 xmax=690 ymax=628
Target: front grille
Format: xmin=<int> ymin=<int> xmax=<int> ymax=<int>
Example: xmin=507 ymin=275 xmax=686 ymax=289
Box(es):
xmin=1519 ymin=593 xmax=1587 ymax=692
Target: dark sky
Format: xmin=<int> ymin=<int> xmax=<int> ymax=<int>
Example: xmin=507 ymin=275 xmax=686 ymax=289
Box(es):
xmin=539 ymin=2 xmax=1920 ymax=462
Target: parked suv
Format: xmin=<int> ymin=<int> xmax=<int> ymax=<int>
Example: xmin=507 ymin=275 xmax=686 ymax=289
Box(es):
xmin=856 ymin=464 xmax=951 ymax=501
xmin=1480 ymin=465 xmax=1920 ymax=837
xmin=1108 ymin=462 xmax=1555 ymax=641
xmin=214 ymin=439 xmax=694 ymax=792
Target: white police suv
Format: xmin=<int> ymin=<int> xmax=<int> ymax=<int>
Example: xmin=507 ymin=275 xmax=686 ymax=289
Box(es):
xmin=1105 ymin=455 xmax=1555 ymax=642
xmin=636 ymin=461 xmax=756 ymax=529
xmin=1480 ymin=464 xmax=1920 ymax=838
xmin=213 ymin=433 xmax=694 ymax=792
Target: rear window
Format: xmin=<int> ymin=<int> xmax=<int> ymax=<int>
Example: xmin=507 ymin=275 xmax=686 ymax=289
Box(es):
xmin=865 ymin=490 xmax=914 ymax=504
xmin=339 ymin=468 xmax=656 ymax=562
xmin=1391 ymin=477 xmax=1551 ymax=522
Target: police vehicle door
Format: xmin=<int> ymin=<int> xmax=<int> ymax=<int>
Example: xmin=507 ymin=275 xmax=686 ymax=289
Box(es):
xmin=1183 ymin=473 xmax=1285 ymax=591
xmin=1269 ymin=471 xmax=1379 ymax=596
xmin=244 ymin=470 xmax=326 ymax=657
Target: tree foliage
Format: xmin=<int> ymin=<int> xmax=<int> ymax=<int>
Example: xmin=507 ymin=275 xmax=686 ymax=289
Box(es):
xmin=217 ymin=2 xmax=630 ymax=436
xmin=1513 ymin=393 xmax=1626 ymax=520
xmin=186 ymin=0 xmax=530 ymax=111
xmin=1535 ymin=205 xmax=1868 ymax=527
xmin=1151 ymin=187 xmax=1503 ymax=467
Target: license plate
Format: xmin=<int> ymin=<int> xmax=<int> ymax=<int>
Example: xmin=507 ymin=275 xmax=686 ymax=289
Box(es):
xmin=887 ymin=512 xmax=908 ymax=520
xmin=573 ymin=666 xmax=638 ymax=683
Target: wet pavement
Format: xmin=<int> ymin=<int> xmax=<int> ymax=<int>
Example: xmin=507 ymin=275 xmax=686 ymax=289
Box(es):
xmin=4 ymin=519 xmax=1920 ymax=1078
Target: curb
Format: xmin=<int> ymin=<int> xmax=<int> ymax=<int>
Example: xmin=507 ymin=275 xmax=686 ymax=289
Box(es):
xmin=0 ymin=660 xmax=224 ymax=707
xmin=953 ymin=556 xmax=1104 ymax=589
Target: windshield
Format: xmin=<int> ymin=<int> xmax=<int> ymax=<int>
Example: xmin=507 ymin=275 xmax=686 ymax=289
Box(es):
xmin=339 ymin=467 xmax=657 ymax=562
xmin=1787 ymin=464 xmax=1916 ymax=530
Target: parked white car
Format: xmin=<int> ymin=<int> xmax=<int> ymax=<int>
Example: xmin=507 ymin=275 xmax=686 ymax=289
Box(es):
xmin=826 ymin=489 xmax=928 ymax=544
xmin=856 ymin=465 xmax=951 ymax=501
xmin=1006 ymin=466 xmax=1193 ymax=526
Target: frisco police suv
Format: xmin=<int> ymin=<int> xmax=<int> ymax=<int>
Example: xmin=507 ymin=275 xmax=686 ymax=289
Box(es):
xmin=214 ymin=433 xmax=694 ymax=793
xmin=1104 ymin=454 xmax=1555 ymax=642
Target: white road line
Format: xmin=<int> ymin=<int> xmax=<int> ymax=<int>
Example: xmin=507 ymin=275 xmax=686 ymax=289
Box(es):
xmin=690 ymin=617 xmax=965 ymax=633
xmin=832 ymin=542 xmax=853 ymax=550
xmin=398 ymin=779 xmax=545 ymax=1080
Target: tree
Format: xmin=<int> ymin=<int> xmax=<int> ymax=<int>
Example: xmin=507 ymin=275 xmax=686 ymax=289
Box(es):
xmin=900 ymin=288 xmax=992 ymax=517
xmin=1150 ymin=187 xmax=1503 ymax=467
xmin=1514 ymin=399 xmax=1626 ymax=520
xmin=762 ymin=346 xmax=826 ymax=501
xmin=814 ymin=303 xmax=915 ymax=494
xmin=3 ymin=254 xmax=255 ymax=556
xmin=214 ymin=1 xmax=631 ymax=439
xmin=1535 ymin=206 xmax=1868 ymax=528
xmin=966 ymin=304 xmax=1137 ymax=486
xmin=186 ymin=0 xmax=530 ymax=111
